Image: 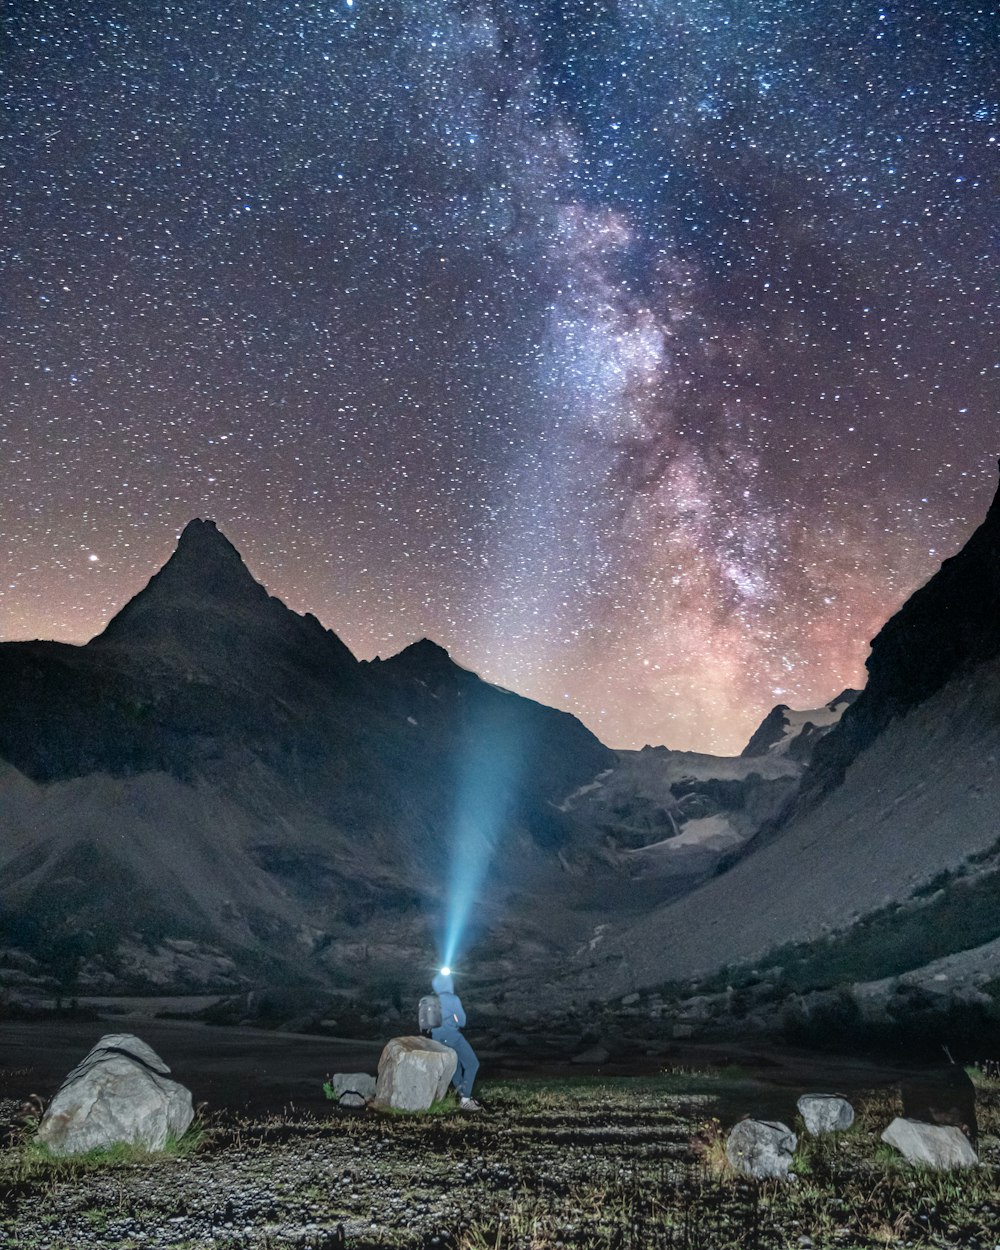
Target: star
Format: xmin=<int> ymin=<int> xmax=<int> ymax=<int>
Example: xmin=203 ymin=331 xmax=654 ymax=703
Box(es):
xmin=1 ymin=0 xmax=996 ymax=753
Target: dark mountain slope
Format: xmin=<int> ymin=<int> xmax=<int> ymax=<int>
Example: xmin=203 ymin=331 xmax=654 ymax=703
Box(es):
xmin=569 ymin=463 xmax=1000 ymax=1001
xmin=799 ymin=459 xmax=1000 ymax=807
xmin=0 ymin=521 xmax=613 ymax=990
xmin=369 ymin=639 xmax=612 ymax=844
xmin=93 ymin=519 xmax=358 ymax=676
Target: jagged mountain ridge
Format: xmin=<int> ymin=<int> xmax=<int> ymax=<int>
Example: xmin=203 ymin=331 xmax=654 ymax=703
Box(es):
xmin=0 ymin=518 xmax=838 ymax=1000
xmin=0 ymin=520 xmax=615 ymax=990
xmin=741 ymin=689 xmax=859 ymax=761
xmin=569 ymin=462 xmax=1000 ymax=1004
xmin=5 ymin=462 xmax=1000 ymax=1020
xmin=799 ymin=460 xmax=1000 ymax=811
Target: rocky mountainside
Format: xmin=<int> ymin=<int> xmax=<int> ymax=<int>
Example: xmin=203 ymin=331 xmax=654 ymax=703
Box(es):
xmin=6 ymin=462 xmax=1000 ymax=1038
xmin=555 ymin=746 xmax=802 ymax=910
xmin=797 ymin=461 xmax=1000 ymax=812
xmin=568 ymin=463 xmax=1000 ymax=1013
xmin=741 ymin=689 xmax=859 ymax=761
xmin=0 ymin=521 xmax=615 ymax=997
xmin=0 ymin=519 xmax=847 ymax=1013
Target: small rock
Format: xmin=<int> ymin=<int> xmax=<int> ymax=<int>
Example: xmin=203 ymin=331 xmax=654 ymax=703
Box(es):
xmin=725 ymin=1118 xmax=797 ymax=1179
xmin=338 ymin=1091 xmax=367 ymax=1109
xmin=881 ymin=1117 xmax=978 ymax=1169
xmin=330 ymin=1072 xmax=376 ymax=1101
xmin=797 ymin=1094 xmax=855 ymax=1135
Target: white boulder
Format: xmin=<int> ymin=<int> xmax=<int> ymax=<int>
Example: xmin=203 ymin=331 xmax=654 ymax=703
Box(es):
xmin=37 ymin=1033 xmax=194 ymax=1157
xmin=374 ymin=1036 xmax=457 ymax=1112
xmin=881 ymin=1117 xmax=978 ymax=1169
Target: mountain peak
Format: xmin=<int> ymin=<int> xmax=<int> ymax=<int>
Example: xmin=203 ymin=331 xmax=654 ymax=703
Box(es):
xmin=373 ymin=637 xmax=465 ymax=681
xmin=166 ymin=519 xmax=265 ymax=598
xmin=176 ymin=516 xmax=228 ymax=549
xmin=396 ymin=638 xmax=453 ymax=665
xmin=91 ymin=519 xmax=271 ymax=649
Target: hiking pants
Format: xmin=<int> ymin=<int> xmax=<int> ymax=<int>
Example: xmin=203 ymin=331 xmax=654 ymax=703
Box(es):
xmin=434 ymin=1028 xmax=479 ymax=1098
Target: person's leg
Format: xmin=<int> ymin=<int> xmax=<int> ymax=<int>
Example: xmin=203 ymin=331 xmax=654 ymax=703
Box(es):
xmin=448 ymin=1042 xmax=466 ymax=1095
xmin=449 ymin=1033 xmax=479 ymax=1098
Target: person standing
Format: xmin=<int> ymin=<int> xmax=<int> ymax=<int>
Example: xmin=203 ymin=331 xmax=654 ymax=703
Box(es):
xmin=430 ymin=969 xmax=481 ymax=1111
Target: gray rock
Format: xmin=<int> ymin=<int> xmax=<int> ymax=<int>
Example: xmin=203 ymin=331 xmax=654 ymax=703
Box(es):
xmin=797 ymin=1093 xmax=855 ymax=1135
xmin=374 ymin=1036 xmax=457 ymax=1112
xmin=37 ymin=1033 xmax=193 ymax=1156
xmin=338 ymin=1091 xmax=367 ymax=1109
xmin=881 ymin=1117 xmax=978 ymax=1169
xmin=330 ymin=1072 xmax=376 ymax=1101
xmin=725 ymin=1119 xmax=798 ymax=1178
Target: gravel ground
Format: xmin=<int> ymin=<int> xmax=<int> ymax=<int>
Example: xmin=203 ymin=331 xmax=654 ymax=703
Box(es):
xmin=0 ymin=1081 xmax=707 ymax=1250
xmin=2 ymin=1037 xmax=999 ymax=1250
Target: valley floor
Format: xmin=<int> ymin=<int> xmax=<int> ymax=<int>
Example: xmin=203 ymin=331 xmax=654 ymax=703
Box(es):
xmin=1 ymin=1062 xmax=999 ymax=1249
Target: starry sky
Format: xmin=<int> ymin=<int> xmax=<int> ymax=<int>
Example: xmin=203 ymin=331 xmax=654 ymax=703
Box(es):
xmin=2 ymin=0 xmax=998 ymax=754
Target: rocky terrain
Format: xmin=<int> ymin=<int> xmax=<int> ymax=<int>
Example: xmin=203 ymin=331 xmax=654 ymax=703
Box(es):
xmin=740 ymin=690 xmax=858 ymax=761
xmin=0 ymin=521 xmax=797 ymax=1009
xmin=563 ymin=464 xmax=1000 ymax=1031
xmin=2 ymin=465 xmax=1000 ymax=1040
xmin=2 ymin=1065 xmax=999 ymax=1250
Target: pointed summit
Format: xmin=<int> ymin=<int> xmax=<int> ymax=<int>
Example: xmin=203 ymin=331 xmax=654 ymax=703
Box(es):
xmin=89 ymin=520 xmax=356 ymax=677
xmin=392 ymin=638 xmax=455 ymax=667
xmin=156 ymin=519 xmax=269 ymax=606
xmin=375 ymin=637 xmax=473 ymax=687
xmin=92 ymin=519 xmax=270 ymax=649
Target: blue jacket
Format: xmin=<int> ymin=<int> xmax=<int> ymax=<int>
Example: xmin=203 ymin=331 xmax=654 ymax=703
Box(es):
xmin=434 ymin=990 xmax=466 ymax=1033
xmin=431 ymin=971 xmax=466 ymax=1034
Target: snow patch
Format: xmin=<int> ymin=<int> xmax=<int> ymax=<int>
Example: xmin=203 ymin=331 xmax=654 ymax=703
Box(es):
xmin=628 ymin=815 xmax=742 ymax=853
xmin=556 ymin=769 xmax=614 ymax=812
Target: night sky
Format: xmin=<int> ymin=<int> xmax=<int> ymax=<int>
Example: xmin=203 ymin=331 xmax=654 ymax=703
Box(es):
xmin=3 ymin=1 xmax=997 ymax=754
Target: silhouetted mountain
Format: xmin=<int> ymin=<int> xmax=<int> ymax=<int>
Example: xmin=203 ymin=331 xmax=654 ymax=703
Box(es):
xmin=6 ymin=462 xmax=1000 ymax=1030
xmin=569 ymin=461 xmax=1000 ymax=1011
xmin=94 ymin=519 xmax=356 ymax=677
xmin=0 ymin=521 xmax=614 ymax=995
xmin=799 ymin=460 xmax=1000 ymax=807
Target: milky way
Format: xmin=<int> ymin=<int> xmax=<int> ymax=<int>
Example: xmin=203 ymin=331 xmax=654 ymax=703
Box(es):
xmin=3 ymin=0 xmax=998 ymax=752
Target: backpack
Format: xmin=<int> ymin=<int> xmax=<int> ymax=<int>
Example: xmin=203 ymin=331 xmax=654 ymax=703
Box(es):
xmin=418 ymin=993 xmax=442 ymax=1034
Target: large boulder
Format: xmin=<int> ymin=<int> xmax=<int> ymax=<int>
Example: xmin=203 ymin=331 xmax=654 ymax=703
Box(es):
xmin=725 ymin=1119 xmax=797 ymax=1179
xmin=881 ymin=1117 xmax=978 ymax=1169
xmin=374 ymin=1036 xmax=457 ymax=1112
xmin=37 ymin=1034 xmax=194 ymax=1156
xmin=797 ymin=1093 xmax=855 ymax=1135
